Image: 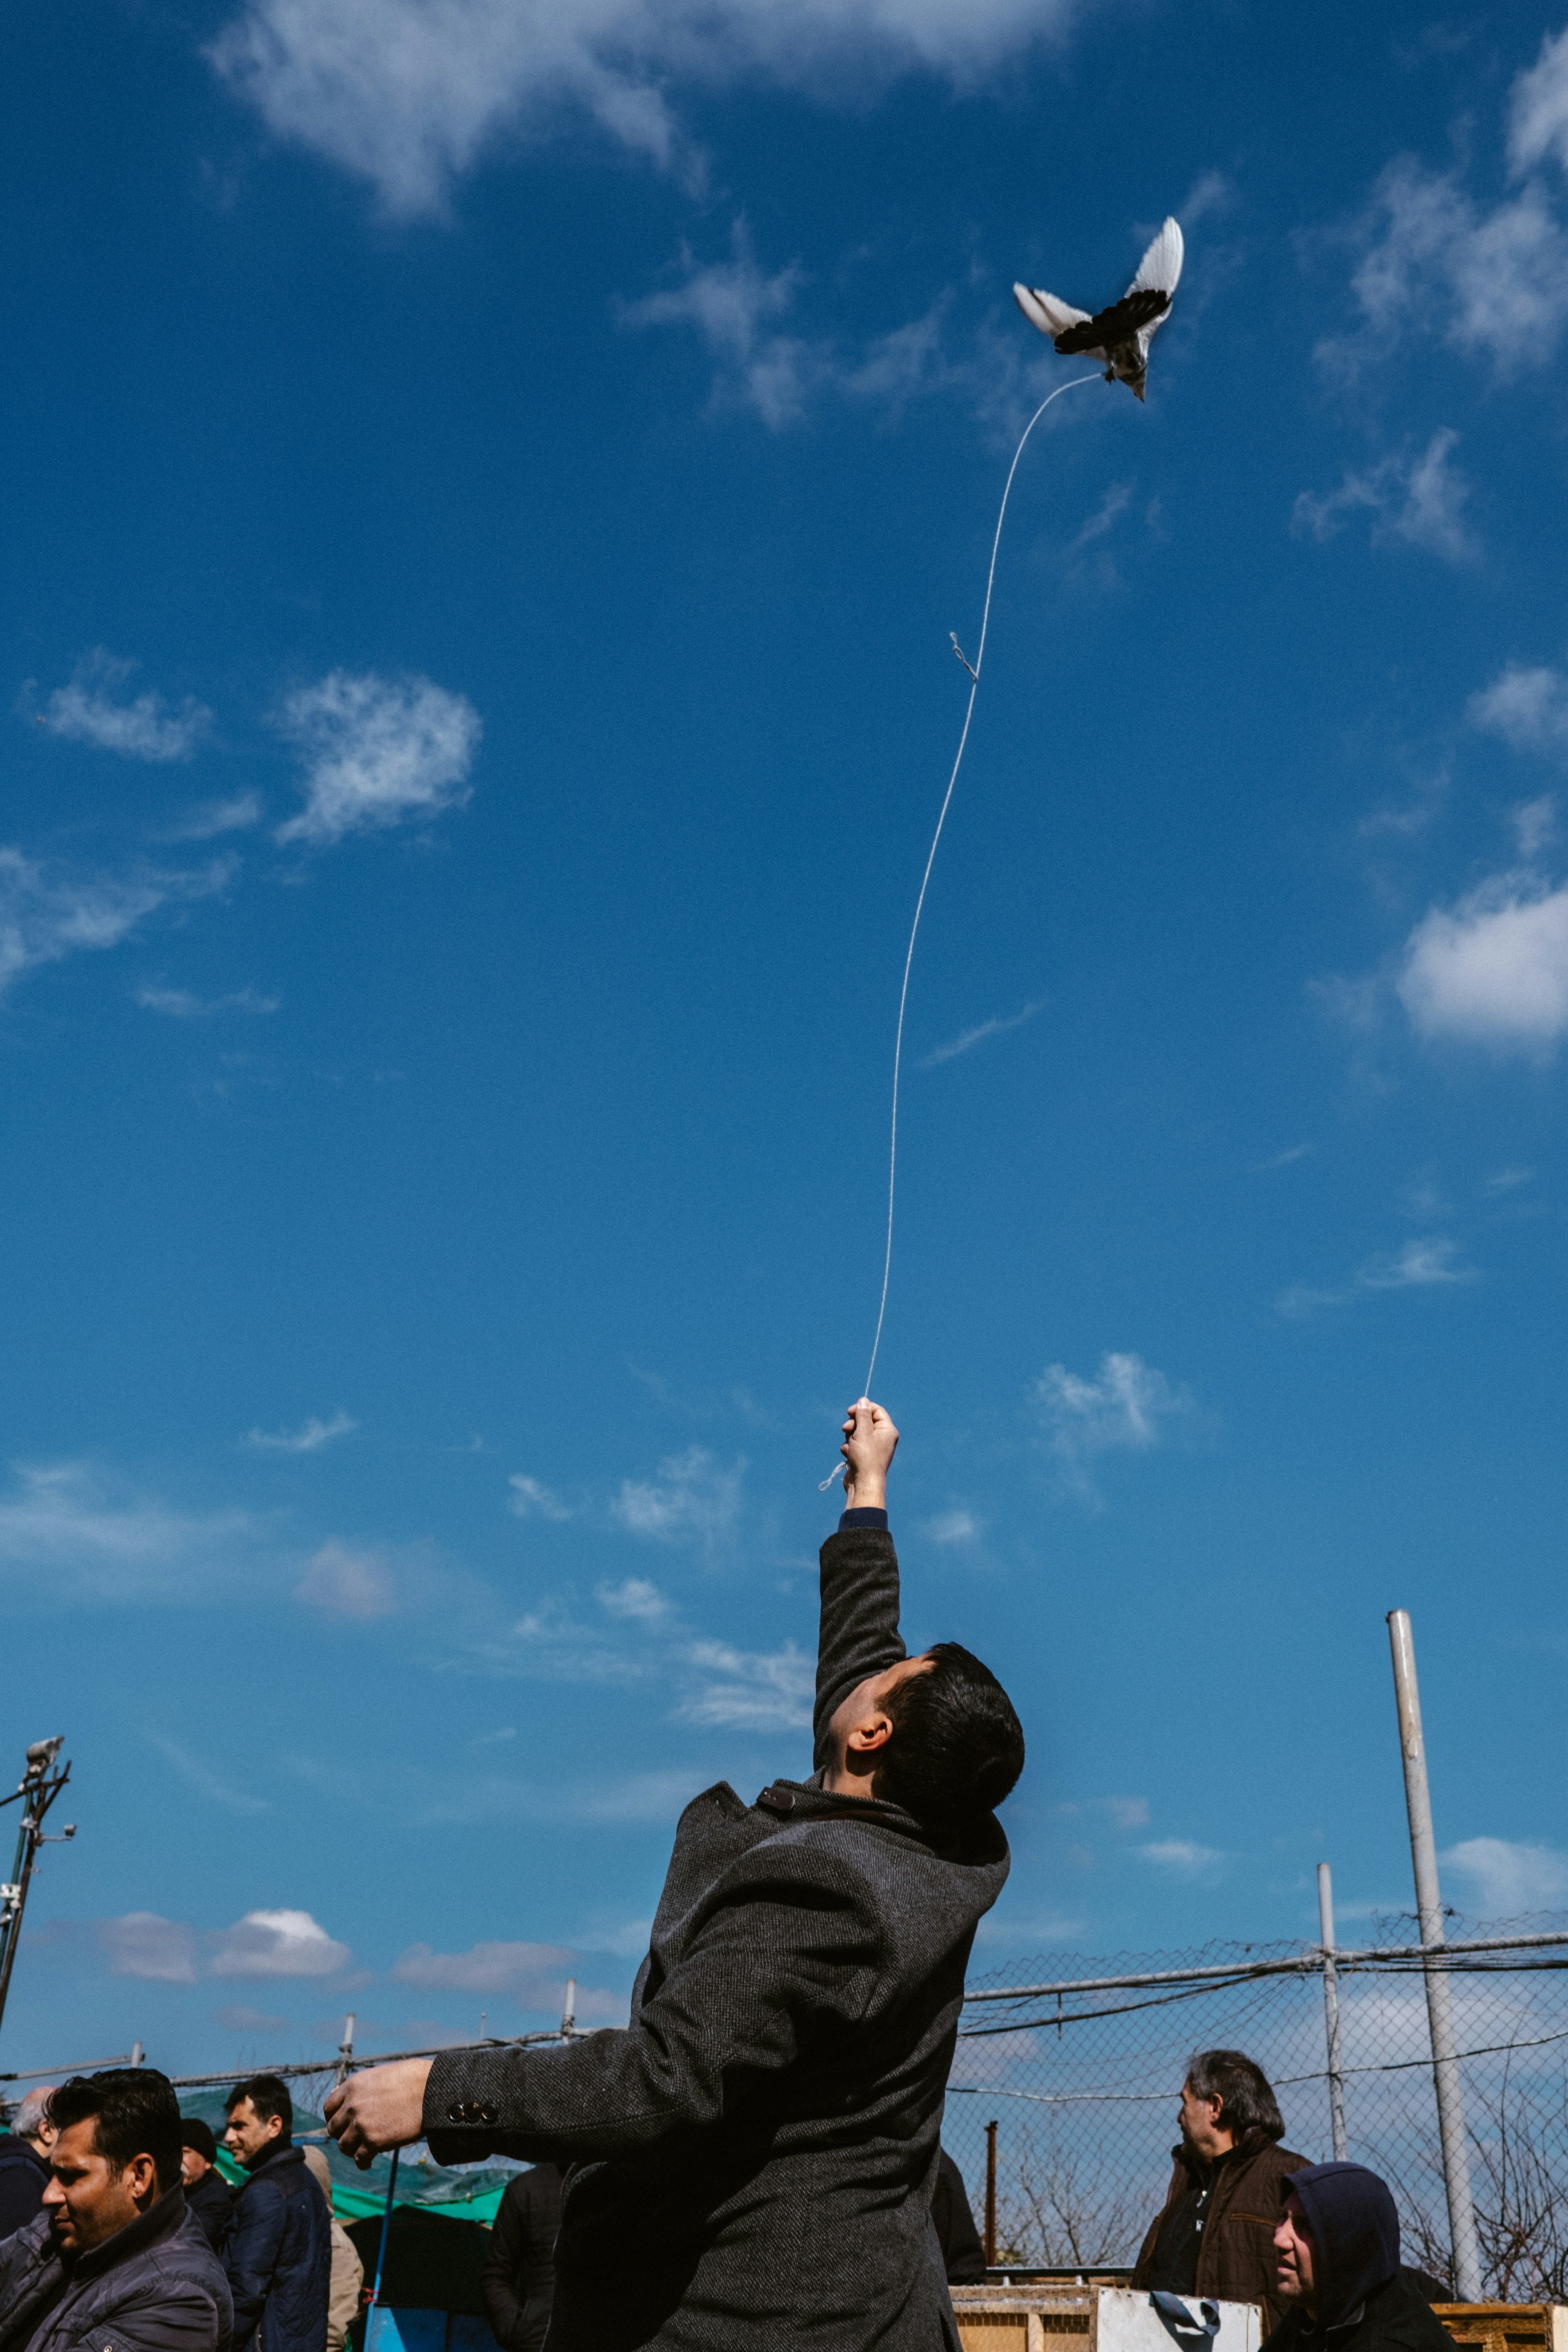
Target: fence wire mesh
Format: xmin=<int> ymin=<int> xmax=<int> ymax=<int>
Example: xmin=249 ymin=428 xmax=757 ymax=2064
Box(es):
xmin=947 ymin=1914 xmax=1568 ymax=2299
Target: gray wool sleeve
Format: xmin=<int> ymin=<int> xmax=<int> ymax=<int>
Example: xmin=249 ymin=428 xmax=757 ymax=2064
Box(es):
xmin=812 ymin=1525 xmax=906 ymax=1771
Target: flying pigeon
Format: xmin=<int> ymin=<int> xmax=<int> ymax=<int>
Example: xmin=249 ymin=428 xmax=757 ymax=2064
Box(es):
xmin=1014 ymin=217 xmax=1184 ymax=402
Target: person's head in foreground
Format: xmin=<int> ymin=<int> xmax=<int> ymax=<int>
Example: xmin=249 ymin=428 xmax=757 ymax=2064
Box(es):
xmin=43 ymin=2069 xmax=182 ymax=2255
xmin=1274 ymin=2164 xmax=1401 ymax=2326
xmin=223 ymin=2074 xmax=293 ymax=2168
xmin=825 ymin=1398 xmax=1024 ymax=1839
xmin=1179 ymin=2049 xmax=1285 ymax=2161
xmin=179 ymin=2118 xmax=219 ymax=2186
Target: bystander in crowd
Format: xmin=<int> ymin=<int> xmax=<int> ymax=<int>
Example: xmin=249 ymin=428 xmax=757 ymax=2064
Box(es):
xmin=481 ymin=2161 xmax=562 ymax=2352
xmin=1133 ymin=2049 xmax=1309 ymax=2334
xmin=221 ymin=2076 xmax=328 ymax=2352
xmin=0 ymin=2068 xmax=231 ymax=2352
xmin=299 ymin=2147 xmax=362 ymax=2352
xmin=180 ymin=2122 xmax=234 ymax=2254
xmin=1266 ymin=2164 xmax=1457 ymax=2352
xmin=0 ymin=2092 xmax=57 ymax=2241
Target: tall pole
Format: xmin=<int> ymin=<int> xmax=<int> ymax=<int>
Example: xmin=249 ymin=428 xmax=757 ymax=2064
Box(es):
xmin=0 ymin=1740 xmax=75 ymax=2052
xmin=985 ymin=2119 xmax=998 ymax=2268
xmin=1387 ymin=1611 xmax=1482 ymax=2300
xmin=1317 ymin=1864 xmax=1348 ymax=2161
xmin=334 ymin=2014 xmax=355 ymax=2090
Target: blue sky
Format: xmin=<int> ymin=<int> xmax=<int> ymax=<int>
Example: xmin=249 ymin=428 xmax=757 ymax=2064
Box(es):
xmin=6 ymin=0 xmax=1568 ymax=2083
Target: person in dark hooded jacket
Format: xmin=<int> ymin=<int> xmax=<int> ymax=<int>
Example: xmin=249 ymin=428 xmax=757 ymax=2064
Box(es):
xmin=1263 ymin=2163 xmax=1457 ymax=2352
xmin=220 ymin=2079 xmax=327 ymax=2352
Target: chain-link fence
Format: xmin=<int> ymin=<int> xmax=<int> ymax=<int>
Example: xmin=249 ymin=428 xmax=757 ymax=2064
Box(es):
xmin=947 ymin=1914 xmax=1568 ymax=2299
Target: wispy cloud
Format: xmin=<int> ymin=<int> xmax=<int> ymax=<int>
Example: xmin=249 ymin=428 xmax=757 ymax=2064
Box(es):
xmin=164 ymin=793 xmax=264 ymax=841
xmin=1277 ymin=1236 xmax=1478 ymax=1318
xmin=597 ymin=1576 xmax=671 ymax=1622
xmin=1471 ymin=660 xmax=1568 ymax=759
xmin=1398 ymin=875 xmax=1568 ymax=1052
xmin=677 ymin=1638 xmax=814 ymax=1730
xmin=612 ymin=1446 xmax=744 ymax=1554
xmin=137 ymin=983 xmax=279 ymax=1018
xmin=1293 ymin=429 xmax=1476 ymax=564
xmin=1031 ymin=1351 xmax=1194 ymax=1506
xmin=921 ymin=1000 xmax=1043 ymax=1068
xmin=294 ymin=1539 xmax=397 ymax=1619
xmin=0 ymin=1463 xmax=263 ymax=1606
xmin=244 ymin=1410 xmax=358 ymax=1452
xmin=145 ymin=1729 xmax=271 ymax=1816
xmin=29 ymin=651 xmax=211 ymax=762
xmin=96 ymin=1913 xmax=199 ymax=1982
xmin=1138 ymin=1838 xmax=1225 ymax=1875
xmin=207 ymin=0 xmax=1086 ymax=220
xmin=621 ymin=224 xmax=819 ymax=429
xmin=923 ymin=1508 xmax=980 ymax=1545
xmin=0 ymin=849 xmax=229 ymax=1000
xmin=392 ymin=1937 xmax=574 ymax=1998
xmin=214 ymin=2003 xmax=291 ymax=2034
xmin=275 ymin=670 xmax=481 ymax=846
xmin=1253 ymin=1143 xmax=1312 ymax=1171
xmin=508 ymin=1473 xmax=572 ymax=1521
xmin=1484 ymin=1165 xmax=1536 ymax=1194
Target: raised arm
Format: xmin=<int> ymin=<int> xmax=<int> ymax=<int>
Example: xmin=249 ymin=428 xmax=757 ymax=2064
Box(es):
xmin=813 ymin=1399 xmax=905 ymax=1766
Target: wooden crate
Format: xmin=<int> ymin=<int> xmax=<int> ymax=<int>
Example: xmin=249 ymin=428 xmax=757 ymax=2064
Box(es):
xmin=950 ymin=2284 xmax=1263 ymax=2352
xmin=1434 ymin=2307 xmax=1568 ymax=2352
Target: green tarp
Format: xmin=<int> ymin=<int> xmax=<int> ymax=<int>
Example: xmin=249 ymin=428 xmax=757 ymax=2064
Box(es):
xmin=178 ymin=2092 xmax=514 ymax=2226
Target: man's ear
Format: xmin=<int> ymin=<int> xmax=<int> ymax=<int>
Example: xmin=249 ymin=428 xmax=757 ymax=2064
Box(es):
xmin=125 ymin=2153 xmax=159 ymax=2203
xmin=844 ymin=1710 xmax=894 ymax=1755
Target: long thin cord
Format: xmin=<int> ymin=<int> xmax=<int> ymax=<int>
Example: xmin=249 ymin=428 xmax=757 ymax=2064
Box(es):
xmin=822 ymin=370 xmax=1101 ymax=1490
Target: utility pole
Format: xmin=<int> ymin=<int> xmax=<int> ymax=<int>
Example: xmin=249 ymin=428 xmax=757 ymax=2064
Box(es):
xmin=1317 ymin=1863 xmax=1348 ymax=2161
xmin=1387 ymin=1612 xmax=1482 ymax=2300
xmin=0 ymin=1739 xmax=75 ymax=2052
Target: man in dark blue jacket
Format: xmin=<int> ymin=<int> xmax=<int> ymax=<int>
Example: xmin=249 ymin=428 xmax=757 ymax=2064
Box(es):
xmin=0 ymin=2067 xmax=230 ymax=2352
xmin=220 ymin=2079 xmax=327 ymax=2352
xmin=0 ymin=2089 xmax=55 ymax=2242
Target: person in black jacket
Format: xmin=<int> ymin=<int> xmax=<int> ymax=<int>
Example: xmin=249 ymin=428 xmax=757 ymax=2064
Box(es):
xmin=221 ymin=2078 xmax=328 ymax=2352
xmin=0 ymin=2090 xmax=56 ymax=2243
xmin=930 ymin=2148 xmax=987 ymax=2284
xmin=1264 ymin=2163 xmax=1457 ymax=2352
xmin=326 ymin=1397 xmax=1027 ymax=2352
xmin=180 ymin=2124 xmax=234 ymax=2255
xmin=0 ymin=2067 xmax=231 ymax=2352
xmin=481 ymin=2164 xmax=563 ymax=2352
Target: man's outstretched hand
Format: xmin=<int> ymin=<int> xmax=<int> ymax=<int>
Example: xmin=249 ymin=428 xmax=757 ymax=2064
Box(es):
xmin=324 ymin=2058 xmax=433 ymax=2168
xmin=840 ymin=1398 xmax=899 ymax=1510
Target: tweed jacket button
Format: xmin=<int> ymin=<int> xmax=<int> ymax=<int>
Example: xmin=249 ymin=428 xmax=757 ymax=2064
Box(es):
xmin=478 ymin=2104 xmax=498 ymax=2124
xmin=447 ymin=2102 xmax=467 ymax=2122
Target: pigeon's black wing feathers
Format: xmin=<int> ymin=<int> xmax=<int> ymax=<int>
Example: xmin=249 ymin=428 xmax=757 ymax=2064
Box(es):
xmin=1052 ymin=285 xmax=1171 ymax=354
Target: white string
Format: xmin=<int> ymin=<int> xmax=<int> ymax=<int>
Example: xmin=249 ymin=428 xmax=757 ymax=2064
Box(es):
xmin=821 ymin=370 xmax=1102 ymax=1493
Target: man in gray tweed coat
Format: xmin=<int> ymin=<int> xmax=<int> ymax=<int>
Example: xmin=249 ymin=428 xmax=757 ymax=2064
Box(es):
xmin=328 ymin=1397 xmax=1024 ymax=2351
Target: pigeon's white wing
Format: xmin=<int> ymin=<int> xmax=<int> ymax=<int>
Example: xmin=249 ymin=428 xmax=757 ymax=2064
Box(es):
xmin=1126 ymin=216 xmax=1184 ymax=303
xmin=1013 ymin=283 xmax=1091 ymax=340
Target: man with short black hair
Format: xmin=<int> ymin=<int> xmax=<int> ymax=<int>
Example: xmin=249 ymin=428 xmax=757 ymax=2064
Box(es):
xmin=326 ymin=1397 xmax=1025 ymax=2352
xmin=221 ymin=2079 xmax=328 ymax=2352
xmin=0 ymin=2090 xmax=57 ymax=2240
xmin=0 ymin=2067 xmax=231 ymax=2352
xmin=1134 ymin=2050 xmax=1310 ymax=2334
xmin=179 ymin=2124 xmax=234 ymax=2254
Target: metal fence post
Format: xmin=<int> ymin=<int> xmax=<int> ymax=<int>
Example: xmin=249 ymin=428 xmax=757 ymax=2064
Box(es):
xmin=1317 ymin=1863 xmax=1348 ymax=2161
xmin=1387 ymin=1609 xmax=1482 ymax=2299
xmin=985 ymin=2119 xmax=998 ymax=2268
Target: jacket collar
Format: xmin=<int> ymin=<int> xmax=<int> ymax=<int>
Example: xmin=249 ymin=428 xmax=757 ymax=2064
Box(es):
xmin=72 ymin=2184 xmax=188 ymax=2283
xmin=243 ymin=2138 xmax=299 ymax=2177
xmin=1171 ymin=2124 xmax=1279 ymax=2184
xmin=762 ymin=1776 xmax=1008 ymax=1864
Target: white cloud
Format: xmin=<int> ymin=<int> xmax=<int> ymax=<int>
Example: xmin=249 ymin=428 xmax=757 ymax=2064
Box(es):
xmin=294 ymin=1539 xmax=397 ymax=1618
xmin=1514 ymin=795 xmax=1558 ymax=856
xmin=597 ymin=1576 xmax=670 ymax=1621
xmin=1510 ymin=26 xmax=1568 ymax=176
xmin=1031 ymin=1351 xmax=1193 ymax=1502
xmin=207 ymin=0 xmax=1086 ymax=219
xmin=0 ymin=849 xmax=228 ymax=1000
xmin=1443 ymin=1835 xmax=1568 ymax=1914
xmin=1470 ymin=661 xmax=1568 ymax=756
xmin=921 ymin=1001 xmax=1042 ymax=1068
xmin=31 ymin=651 xmax=211 ymax=762
xmin=678 ymin=1637 xmax=814 ymax=1729
xmin=1278 ymin=1235 xmax=1478 ymax=1317
xmin=1293 ymin=429 xmax=1475 ymax=563
xmin=1138 ymin=1838 xmax=1224 ymax=1874
xmin=1484 ymin=1164 xmax=1536 ymax=1193
xmin=508 ymin=1473 xmax=571 ymax=1520
xmin=924 ymin=1508 xmax=980 ymax=1545
xmin=165 ymin=793 xmax=265 ymax=841
xmin=138 ymin=984 xmax=279 ymax=1017
xmin=1325 ymin=154 xmax=1568 ymax=382
xmin=1398 ymin=875 xmax=1568 ymax=1050
xmin=621 ymin=224 xmax=819 ymax=429
xmin=612 ymin=1446 xmax=744 ymax=1551
xmin=95 ymin=1912 xmax=199 ymax=1982
xmin=275 ymin=670 xmax=481 ymax=846
xmin=392 ymin=1938 xmax=574 ymax=1998
xmin=0 ymin=1463 xmax=262 ymax=1605
xmin=214 ymin=2003 xmax=292 ymax=2032
xmin=207 ymin=1908 xmax=352 ymax=1978
xmin=245 ymin=1409 xmax=358 ymax=1452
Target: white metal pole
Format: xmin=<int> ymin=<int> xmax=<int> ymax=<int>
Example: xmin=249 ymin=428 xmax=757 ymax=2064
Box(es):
xmin=1387 ymin=1609 xmax=1482 ymax=2299
xmin=1317 ymin=1863 xmax=1348 ymax=2161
